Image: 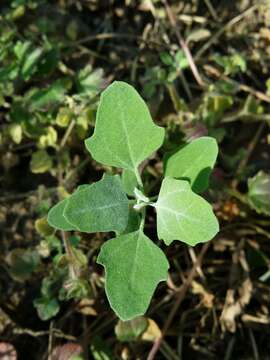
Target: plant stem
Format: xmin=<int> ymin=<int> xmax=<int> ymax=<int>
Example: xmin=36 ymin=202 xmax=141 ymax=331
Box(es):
xmin=135 ymin=167 xmax=143 ymax=188
xmin=139 ymin=207 xmax=146 ymax=231
xmin=61 ymin=231 xmax=78 ymax=280
xmin=60 ymin=119 xmax=76 ymax=149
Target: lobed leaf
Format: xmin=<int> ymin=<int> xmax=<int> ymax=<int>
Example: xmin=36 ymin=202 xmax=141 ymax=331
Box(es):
xmin=164 ymin=136 xmax=218 ymax=193
xmin=97 ymin=230 xmax=169 ymax=321
xmin=85 ymin=81 xmax=165 ymax=173
xmin=64 ymin=174 xmax=129 ymax=233
xmin=155 ymin=177 xmax=219 ymax=246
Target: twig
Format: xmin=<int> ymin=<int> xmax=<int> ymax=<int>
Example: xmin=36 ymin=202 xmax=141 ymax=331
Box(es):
xmin=203 ymin=0 xmax=219 ymax=22
xmin=248 ymin=327 xmax=260 ymax=360
xmin=60 ymin=119 xmax=76 ymax=149
xmin=74 ymin=33 xmax=167 ymax=49
xmin=232 ymin=122 xmax=265 ymax=188
xmin=221 ymin=112 xmax=270 ymax=124
xmin=195 ymin=4 xmax=259 ymax=60
xmin=162 ymin=0 xmax=204 ymax=87
xmin=188 ymin=247 xmax=205 ymax=279
xmin=220 ymin=240 xmax=252 ymax=333
xmin=48 ymin=321 xmax=54 ymax=360
xmin=224 ymin=336 xmax=236 ymax=360
xmin=147 ymin=242 xmax=210 ymax=360
xmin=64 ymin=158 xmax=91 ymax=185
xmin=61 ymin=231 xmax=80 ymax=279
xmin=0 ymin=187 xmax=57 ymax=202
xmin=204 ymin=64 xmax=270 ymax=104
xmin=13 ymin=327 xmax=76 ymax=341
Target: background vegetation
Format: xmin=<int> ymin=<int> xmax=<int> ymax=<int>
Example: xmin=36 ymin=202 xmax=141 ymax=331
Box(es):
xmin=1 ymin=0 xmax=270 ymax=359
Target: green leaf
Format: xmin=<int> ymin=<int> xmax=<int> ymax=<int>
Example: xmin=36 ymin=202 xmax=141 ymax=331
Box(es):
xmin=64 ymin=174 xmax=129 ymax=233
xmin=175 ymin=50 xmax=189 ymax=70
xmin=164 ymin=137 xmax=218 ymax=193
xmin=76 ymin=64 xmax=104 ymax=97
xmin=27 ymin=78 xmax=71 ymax=111
xmin=6 ymin=248 xmax=40 ymax=282
xmin=213 ymin=53 xmax=247 ymax=75
xmin=85 ymin=81 xmax=164 ymax=173
xmin=56 ymin=107 xmax=73 ymax=128
xmin=35 ymin=216 xmax=54 ymax=236
xmin=34 ymin=297 xmax=60 ymax=321
xmin=21 ymin=47 xmax=43 ymax=80
xmin=160 ymin=52 xmax=174 ymax=66
xmin=155 ymin=177 xmax=219 ymax=246
xmin=97 ymin=230 xmax=169 ymax=320
xmin=47 ymin=185 xmax=90 ymax=231
xmin=122 ymin=207 xmax=141 ymax=234
xmin=48 ymin=198 xmax=76 ymax=231
xmin=38 ymin=126 xmax=58 ymax=148
xmin=8 ymin=123 xmax=22 ymax=144
xmin=14 ymin=40 xmax=43 ymax=80
xmin=90 ymin=336 xmax=115 ymax=360
xmin=248 ymin=171 xmax=270 ymax=215
xmin=47 ymin=184 xmax=93 ymax=231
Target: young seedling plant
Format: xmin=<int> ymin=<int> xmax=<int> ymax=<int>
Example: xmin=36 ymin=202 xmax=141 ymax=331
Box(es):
xmin=48 ymin=81 xmax=219 ymax=321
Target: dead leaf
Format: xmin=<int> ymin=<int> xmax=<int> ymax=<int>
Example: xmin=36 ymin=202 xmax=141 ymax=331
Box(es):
xmin=141 ymin=319 xmax=161 ymax=342
xmin=0 ymin=343 xmax=17 ymax=360
xmin=76 ymin=298 xmax=97 ymax=316
xmin=50 ymin=343 xmax=83 ymax=360
xmin=191 ymin=280 xmax=214 ymax=308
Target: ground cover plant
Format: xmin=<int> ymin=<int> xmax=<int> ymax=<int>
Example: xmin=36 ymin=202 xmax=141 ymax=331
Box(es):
xmin=1 ymin=0 xmax=270 ymax=359
xmin=48 ymin=81 xmax=219 ymax=320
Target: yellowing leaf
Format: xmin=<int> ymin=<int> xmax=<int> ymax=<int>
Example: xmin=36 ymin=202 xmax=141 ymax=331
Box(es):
xmin=115 ymin=316 xmax=148 ymax=341
xmin=35 ymin=217 xmax=54 ymax=236
xmin=30 ymin=150 xmax=52 ymax=174
xmin=38 ymin=126 xmax=57 ymax=148
xmin=141 ymin=318 xmax=162 ymax=342
xmin=9 ymin=124 xmax=22 ymax=144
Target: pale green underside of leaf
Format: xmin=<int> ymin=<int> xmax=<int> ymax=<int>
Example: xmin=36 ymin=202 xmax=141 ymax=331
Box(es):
xmin=47 ymin=198 xmax=76 ymax=231
xmin=97 ymin=230 xmax=169 ymax=321
xmin=248 ymin=171 xmax=270 ymax=215
xmin=164 ymin=136 xmax=218 ymax=193
xmin=47 ymin=184 xmax=91 ymax=231
xmin=64 ymin=174 xmax=129 ymax=233
xmin=155 ymin=177 xmax=219 ymax=246
xmin=85 ymin=81 xmax=165 ymax=171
